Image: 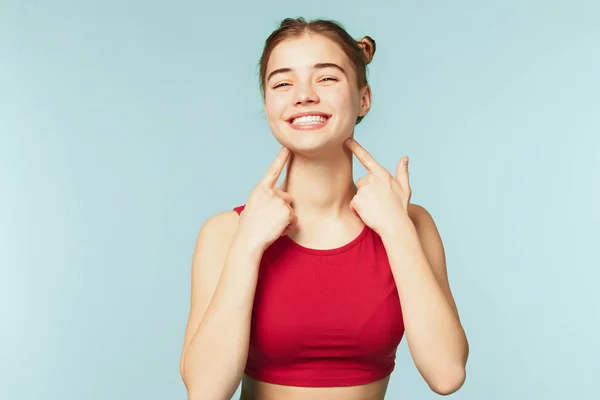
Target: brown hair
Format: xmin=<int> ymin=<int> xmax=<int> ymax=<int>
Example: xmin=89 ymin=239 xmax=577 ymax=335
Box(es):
xmin=259 ymin=17 xmax=376 ymax=124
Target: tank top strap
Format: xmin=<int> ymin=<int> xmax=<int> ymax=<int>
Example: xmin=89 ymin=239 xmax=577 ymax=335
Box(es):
xmin=233 ymin=204 xmax=246 ymax=215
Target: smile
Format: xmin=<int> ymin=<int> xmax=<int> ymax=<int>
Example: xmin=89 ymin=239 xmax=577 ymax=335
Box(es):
xmin=287 ymin=113 xmax=331 ymax=130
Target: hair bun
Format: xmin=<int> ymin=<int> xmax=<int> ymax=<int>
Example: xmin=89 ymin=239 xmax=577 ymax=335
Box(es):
xmin=357 ymin=36 xmax=376 ymax=65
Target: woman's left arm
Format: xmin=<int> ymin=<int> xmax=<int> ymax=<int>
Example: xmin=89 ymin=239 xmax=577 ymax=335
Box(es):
xmin=344 ymin=138 xmax=469 ymax=395
xmin=381 ymin=204 xmax=469 ymax=395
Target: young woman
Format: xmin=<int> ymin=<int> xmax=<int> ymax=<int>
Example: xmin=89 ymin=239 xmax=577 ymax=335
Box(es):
xmin=180 ymin=18 xmax=469 ymax=400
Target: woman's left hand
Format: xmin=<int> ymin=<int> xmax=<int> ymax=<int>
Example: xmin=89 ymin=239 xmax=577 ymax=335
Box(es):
xmin=345 ymin=138 xmax=414 ymax=238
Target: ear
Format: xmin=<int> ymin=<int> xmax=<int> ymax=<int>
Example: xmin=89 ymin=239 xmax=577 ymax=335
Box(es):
xmin=358 ymin=85 xmax=372 ymax=117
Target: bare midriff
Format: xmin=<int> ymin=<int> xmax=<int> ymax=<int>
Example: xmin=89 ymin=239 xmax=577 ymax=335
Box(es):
xmin=239 ymin=374 xmax=391 ymax=400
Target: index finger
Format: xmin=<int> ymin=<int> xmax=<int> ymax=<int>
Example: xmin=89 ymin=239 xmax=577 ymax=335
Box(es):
xmin=260 ymin=147 xmax=290 ymax=187
xmin=345 ymin=138 xmax=387 ymax=175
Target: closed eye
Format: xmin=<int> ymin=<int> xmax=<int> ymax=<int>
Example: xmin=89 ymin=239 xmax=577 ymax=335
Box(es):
xmin=273 ymin=77 xmax=337 ymax=89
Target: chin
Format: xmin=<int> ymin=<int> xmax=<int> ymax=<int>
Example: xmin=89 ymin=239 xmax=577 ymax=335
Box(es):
xmin=270 ymin=119 xmax=352 ymax=157
xmin=276 ymin=132 xmax=345 ymax=158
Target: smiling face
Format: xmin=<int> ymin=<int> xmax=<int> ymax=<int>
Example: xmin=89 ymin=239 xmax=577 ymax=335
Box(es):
xmin=263 ymin=34 xmax=371 ymax=155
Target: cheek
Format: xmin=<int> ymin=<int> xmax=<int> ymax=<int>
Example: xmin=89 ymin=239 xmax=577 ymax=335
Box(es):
xmin=264 ymin=94 xmax=287 ymax=122
xmin=333 ymin=83 xmax=357 ymax=106
xmin=263 ymin=95 xmax=289 ymax=143
xmin=349 ymin=89 xmax=363 ymax=114
xmin=326 ymin=88 xmax=360 ymax=125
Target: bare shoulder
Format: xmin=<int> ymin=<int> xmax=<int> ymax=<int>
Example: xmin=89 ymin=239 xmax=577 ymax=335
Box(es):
xmin=190 ymin=209 xmax=240 ymax=283
xmin=406 ymin=203 xmax=443 ymax=249
xmin=191 ymin=209 xmax=241 ymax=289
xmin=199 ymin=210 xmax=240 ymax=240
xmin=407 ymin=203 xmax=435 ymax=228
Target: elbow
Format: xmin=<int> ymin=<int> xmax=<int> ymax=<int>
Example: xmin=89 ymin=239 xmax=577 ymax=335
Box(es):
xmin=180 ymin=356 xmax=234 ymax=400
xmin=428 ymin=366 xmax=466 ymax=396
xmin=180 ymin=367 xmax=203 ymax=400
xmin=180 ymin=367 xmax=200 ymax=397
xmin=180 ymin=353 xmax=189 ymax=386
xmin=180 ymin=353 xmax=196 ymax=393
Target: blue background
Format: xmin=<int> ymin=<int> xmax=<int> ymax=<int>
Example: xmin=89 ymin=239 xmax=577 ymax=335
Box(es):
xmin=1 ymin=1 xmax=598 ymax=399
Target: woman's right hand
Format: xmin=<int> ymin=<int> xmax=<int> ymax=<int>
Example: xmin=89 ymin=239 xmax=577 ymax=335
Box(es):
xmin=236 ymin=147 xmax=297 ymax=252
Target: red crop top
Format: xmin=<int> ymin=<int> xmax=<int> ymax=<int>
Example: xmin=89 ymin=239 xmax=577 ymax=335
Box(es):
xmin=233 ymin=205 xmax=405 ymax=387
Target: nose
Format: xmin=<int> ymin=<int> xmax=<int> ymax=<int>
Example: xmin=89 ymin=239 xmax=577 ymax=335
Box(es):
xmin=293 ymin=83 xmax=319 ymax=106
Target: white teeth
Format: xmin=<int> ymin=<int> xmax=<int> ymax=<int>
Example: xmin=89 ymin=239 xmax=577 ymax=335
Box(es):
xmin=291 ymin=115 xmax=328 ymax=125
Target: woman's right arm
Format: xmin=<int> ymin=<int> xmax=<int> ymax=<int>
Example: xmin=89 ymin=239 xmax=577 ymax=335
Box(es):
xmin=179 ymin=211 xmax=264 ymax=400
xmin=180 ymin=147 xmax=295 ymax=399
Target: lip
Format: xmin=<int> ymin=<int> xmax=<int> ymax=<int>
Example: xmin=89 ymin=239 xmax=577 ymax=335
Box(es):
xmin=286 ymin=111 xmax=332 ymax=123
xmin=286 ymin=111 xmax=332 ymax=131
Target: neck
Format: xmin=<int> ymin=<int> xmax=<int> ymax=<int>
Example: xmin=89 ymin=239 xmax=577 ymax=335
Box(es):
xmin=278 ymin=146 xmax=357 ymax=222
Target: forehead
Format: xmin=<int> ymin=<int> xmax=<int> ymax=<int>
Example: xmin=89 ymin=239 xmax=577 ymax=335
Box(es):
xmin=266 ymin=34 xmax=350 ymax=72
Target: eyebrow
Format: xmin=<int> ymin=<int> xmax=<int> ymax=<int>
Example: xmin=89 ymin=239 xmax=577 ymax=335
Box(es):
xmin=266 ymin=62 xmax=346 ymax=83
